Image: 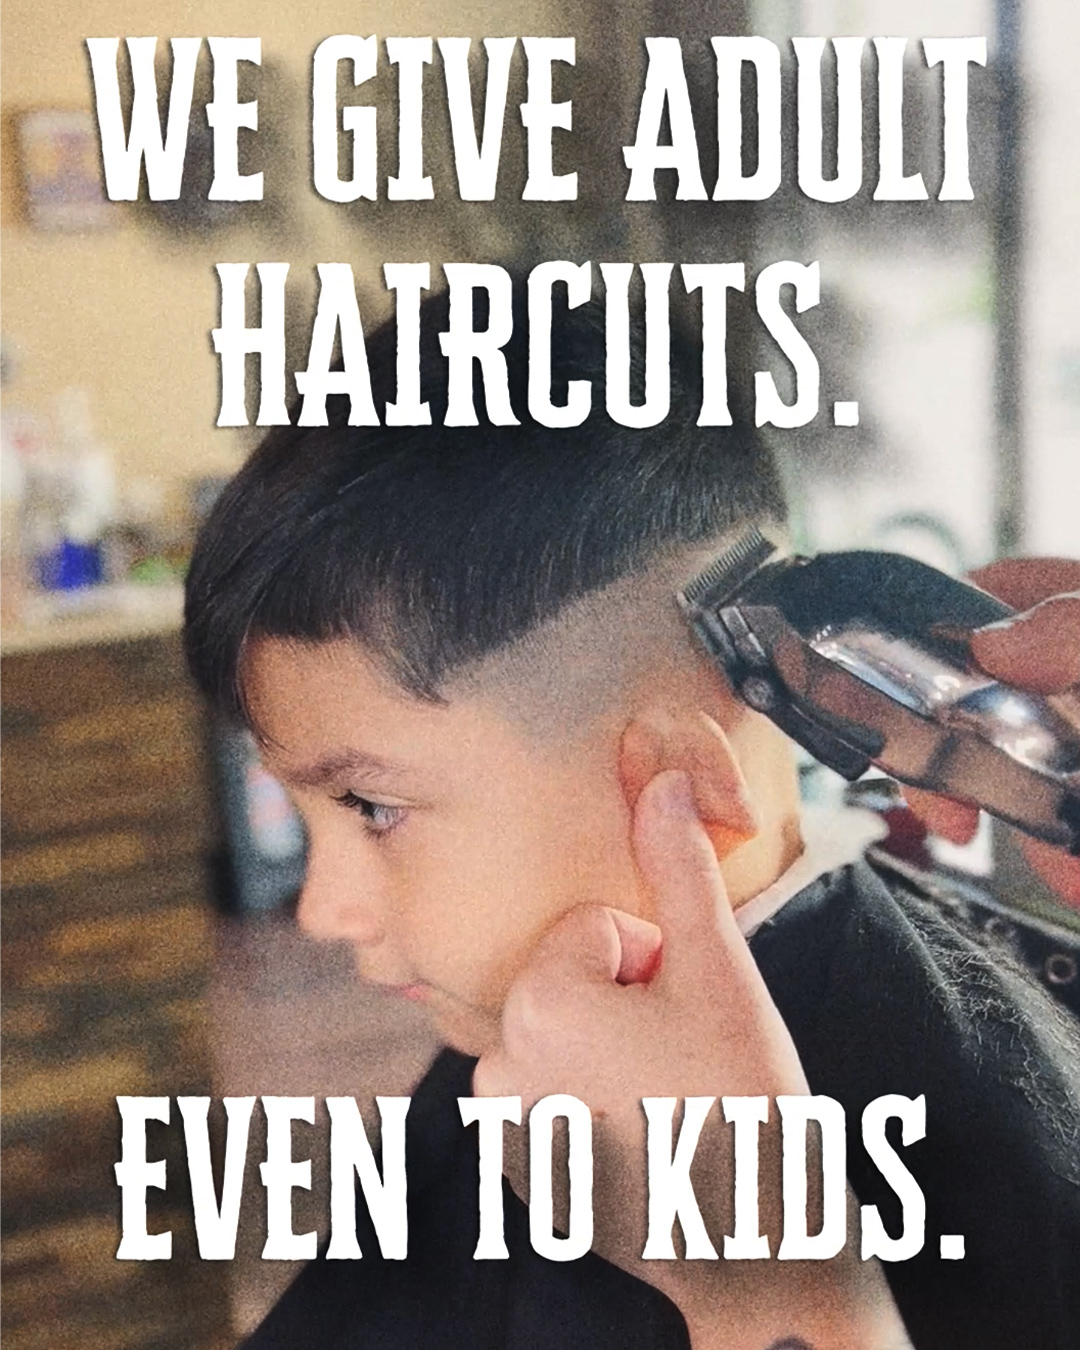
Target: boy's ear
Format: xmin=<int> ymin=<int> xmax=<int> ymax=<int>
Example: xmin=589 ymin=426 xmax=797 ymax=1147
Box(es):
xmin=619 ymin=706 xmax=759 ymax=860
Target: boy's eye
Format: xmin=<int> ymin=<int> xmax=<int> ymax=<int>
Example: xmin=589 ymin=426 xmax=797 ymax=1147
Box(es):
xmin=332 ymin=791 xmax=406 ymax=836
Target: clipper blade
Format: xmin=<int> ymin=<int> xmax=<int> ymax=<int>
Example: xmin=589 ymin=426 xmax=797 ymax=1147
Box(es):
xmin=680 ymin=527 xmax=777 ymax=610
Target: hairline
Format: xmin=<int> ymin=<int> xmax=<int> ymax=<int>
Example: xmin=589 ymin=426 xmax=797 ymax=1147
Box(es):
xmin=236 ymin=526 xmax=783 ymax=744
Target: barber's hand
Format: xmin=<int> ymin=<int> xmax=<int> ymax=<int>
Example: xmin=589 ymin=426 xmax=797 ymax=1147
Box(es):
xmin=903 ymin=557 xmax=1079 ymax=907
xmin=474 ymin=770 xmax=908 ymax=1350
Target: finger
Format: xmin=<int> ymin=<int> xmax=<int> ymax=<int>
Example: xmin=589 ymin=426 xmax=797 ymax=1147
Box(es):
xmin=471 ymin=1048 xmax=506 ymax=1099
xmin=607 ymin=907 xmax=663 ymax=985
xmin=494 ymin=906 xmax=635 ymax=1084
xmin=523 ymin=903 xmax=662 ymax=994
xmin=1021 ymin=836 xmax=1081 ymax=909
xmin=968 ymin=557 xmax=1080 ymax=612
xmin=632 ymin=769 xmax=749 ymax=987
xmin=901 ymin=785 xmax=981 ymax=844
xmin=471 ymin=1047 xmax=543 ymax=1121
xmin=970 ymin=593 xmax=1080 ymax=692
xmin=526 ymin=903 xmax=625 ymax=989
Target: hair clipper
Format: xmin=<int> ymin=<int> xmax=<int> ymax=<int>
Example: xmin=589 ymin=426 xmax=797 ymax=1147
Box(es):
xmin=679 ymin=529 xmax=1079 ymax=854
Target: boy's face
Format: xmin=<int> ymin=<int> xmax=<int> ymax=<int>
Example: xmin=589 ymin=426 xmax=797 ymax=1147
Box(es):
xmin=242 ymin=555 xmax=799 ymax=1059
xmin=245 ymin=636 xmax=650 ymax=1056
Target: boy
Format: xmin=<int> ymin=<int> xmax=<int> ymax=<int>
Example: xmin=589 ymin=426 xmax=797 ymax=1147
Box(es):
xmin=184 ymin=285 xmax=1078 ymax=1349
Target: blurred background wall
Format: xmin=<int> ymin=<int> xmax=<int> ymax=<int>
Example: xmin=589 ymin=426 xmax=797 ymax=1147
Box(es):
xmin=2 ymin=0 xmax=1076 ymax=552
xmin=1 ymin=2 xmax=1076 ymax=1347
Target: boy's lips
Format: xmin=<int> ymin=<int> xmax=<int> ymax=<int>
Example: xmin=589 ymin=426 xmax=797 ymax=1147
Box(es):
xmin=391 ymin=983 xmax=431 ymax=1002
xmin=367 ymin=976 xmax=431 ymax=1002
xmin=362 ymin=972 xmax=500 ymax=1047
xmin=365 ymin=974 xmax=504 ymax=1056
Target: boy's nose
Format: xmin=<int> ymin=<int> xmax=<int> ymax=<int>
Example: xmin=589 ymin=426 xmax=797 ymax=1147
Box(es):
xmin=296 ymin=838 xmax=385 ymax=946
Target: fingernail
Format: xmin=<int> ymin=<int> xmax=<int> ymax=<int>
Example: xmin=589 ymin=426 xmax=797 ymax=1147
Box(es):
xmin=657 ymin=769 xmax=697 ymax=819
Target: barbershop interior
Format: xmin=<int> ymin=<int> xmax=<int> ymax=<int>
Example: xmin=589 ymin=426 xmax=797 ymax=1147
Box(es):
xmin=1 ymin=0 xmax=1076 ymax=1346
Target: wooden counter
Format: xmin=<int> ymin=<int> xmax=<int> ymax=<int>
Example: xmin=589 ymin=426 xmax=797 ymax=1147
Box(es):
xmin=1 ymin=624 xmax=232 ymax=1350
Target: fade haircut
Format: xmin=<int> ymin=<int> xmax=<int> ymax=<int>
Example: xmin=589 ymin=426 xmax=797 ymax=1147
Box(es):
xmin=184 ymin=280 xmax=788 ymax=718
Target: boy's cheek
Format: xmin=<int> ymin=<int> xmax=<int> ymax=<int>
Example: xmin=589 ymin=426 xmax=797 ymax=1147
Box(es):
xmin=405 ymin=777 xmax=641 ymax=1021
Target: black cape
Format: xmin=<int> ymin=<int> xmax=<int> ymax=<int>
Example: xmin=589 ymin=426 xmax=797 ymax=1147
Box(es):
xmin=245 ymin=856 xmax=1080 ymax=1350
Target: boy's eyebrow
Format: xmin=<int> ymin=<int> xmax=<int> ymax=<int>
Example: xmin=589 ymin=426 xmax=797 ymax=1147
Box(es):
xmin=271 ymin=748 xmax=414 ymax=791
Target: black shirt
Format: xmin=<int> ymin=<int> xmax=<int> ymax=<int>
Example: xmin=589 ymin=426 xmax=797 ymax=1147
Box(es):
xmin=245 ymin=857 xmax=1079 ymax=1350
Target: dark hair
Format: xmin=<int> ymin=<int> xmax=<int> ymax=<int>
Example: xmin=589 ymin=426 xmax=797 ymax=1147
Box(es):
xmin=184 ymin=281 xmax=787 ymax=717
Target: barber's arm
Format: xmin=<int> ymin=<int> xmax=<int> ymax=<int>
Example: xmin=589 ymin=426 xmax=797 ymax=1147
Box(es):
xmin=904 ymin=556 xmax=1079 ymax=907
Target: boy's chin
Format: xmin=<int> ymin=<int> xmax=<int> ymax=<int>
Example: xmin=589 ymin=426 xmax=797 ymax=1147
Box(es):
xmin=429 ymin=1002 xmax=503 ymax=1061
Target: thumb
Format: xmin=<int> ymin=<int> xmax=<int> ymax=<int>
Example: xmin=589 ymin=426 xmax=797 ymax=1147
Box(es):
xmin=971 ymin=593 xmax=1080 ymax=693
xmin=633 ymin=769 xmax=748 ymax=988
xmin=607 ymin=907 xmax=663 ymax=985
